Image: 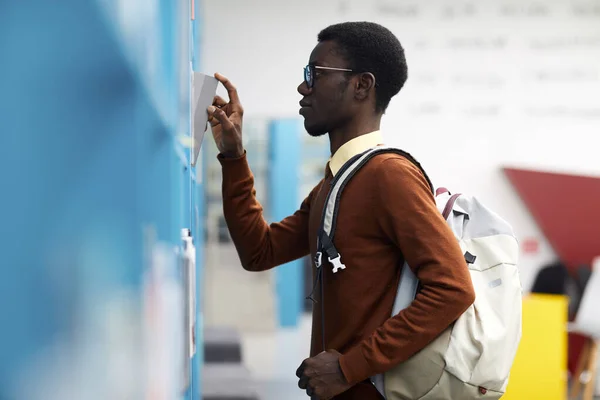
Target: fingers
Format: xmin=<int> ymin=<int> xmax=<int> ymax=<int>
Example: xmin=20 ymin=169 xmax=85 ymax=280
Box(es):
xmin=207 ymin=105 xmax=234 ymax=131
xmin=212 ymin=95 xmax=227 ymax=107
xmin=214 ymin=73 xmax=241 ymax=105
xmin=298 ymin=375 xmax=309 ymax=390
xmin=207 ymin=112 xmax=219 ymax=128
xmin=208 ymin=96 xmax=227 ymax=128
xmin=296 ymin=359 xmax=307 ymax=378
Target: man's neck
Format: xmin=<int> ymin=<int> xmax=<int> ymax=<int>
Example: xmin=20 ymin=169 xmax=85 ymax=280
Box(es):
xmin=328 ymin=118 xmax=381 ymax=155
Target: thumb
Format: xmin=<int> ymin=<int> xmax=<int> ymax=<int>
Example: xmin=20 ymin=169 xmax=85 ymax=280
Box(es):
xmin=208 ymin=106 xmax=235 ymax=131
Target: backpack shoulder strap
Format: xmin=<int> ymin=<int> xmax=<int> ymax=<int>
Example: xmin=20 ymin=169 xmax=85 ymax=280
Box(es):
xmin=316 ymin=146 xmax=434 ymax=273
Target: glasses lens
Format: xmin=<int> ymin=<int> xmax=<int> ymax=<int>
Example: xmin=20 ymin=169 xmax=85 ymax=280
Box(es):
xmin=304 ymin=66 xmax=313 ymax=88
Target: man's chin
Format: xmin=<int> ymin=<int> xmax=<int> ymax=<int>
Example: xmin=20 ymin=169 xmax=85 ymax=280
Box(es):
xmin=304 ymin=121 xmax=328 ymax=137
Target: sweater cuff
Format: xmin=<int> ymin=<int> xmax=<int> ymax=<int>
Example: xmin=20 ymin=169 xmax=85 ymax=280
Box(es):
xmin=217 ymin=151 xmax=250 ymax=180
xmin=339 ymin=345 xmax=373 ymax=386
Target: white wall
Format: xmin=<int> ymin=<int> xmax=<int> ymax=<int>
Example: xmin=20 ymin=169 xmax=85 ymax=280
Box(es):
xmin=202 ymin=0 xmax=600 ymax=291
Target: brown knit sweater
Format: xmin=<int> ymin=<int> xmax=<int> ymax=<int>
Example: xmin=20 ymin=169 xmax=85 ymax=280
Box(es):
xmin=219 ymin=151 xmax=475 ymax=399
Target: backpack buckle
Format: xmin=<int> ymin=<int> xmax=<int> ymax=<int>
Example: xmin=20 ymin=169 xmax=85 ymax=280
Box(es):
xmin=315 ymin=252 xmax=323 ymax=268
xmin=329 ymin=255 xmax=346 ymax=273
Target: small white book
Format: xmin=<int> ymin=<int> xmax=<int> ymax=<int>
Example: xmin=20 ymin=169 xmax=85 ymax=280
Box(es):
xmin=191 ymin=72 xmax=219 ymax=167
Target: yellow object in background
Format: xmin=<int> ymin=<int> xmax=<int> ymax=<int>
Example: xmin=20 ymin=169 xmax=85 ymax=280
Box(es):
xmin=503 ymin=294 xmax=568 ymax=400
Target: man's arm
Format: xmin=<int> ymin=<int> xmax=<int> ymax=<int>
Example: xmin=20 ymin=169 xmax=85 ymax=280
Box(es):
xmin=338 ymin=156 xmax=476 ymax=385
xmin=219 ymin=152 xmax=319 ymax=271
xmin=207 ymin=72 xmax=316 ymax=272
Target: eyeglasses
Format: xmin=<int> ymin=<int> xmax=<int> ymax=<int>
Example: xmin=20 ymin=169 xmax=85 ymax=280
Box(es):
xmin=304 ymin=65 xmax=353 ymax=89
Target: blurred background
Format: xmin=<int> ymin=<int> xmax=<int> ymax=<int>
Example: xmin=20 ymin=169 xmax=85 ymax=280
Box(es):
xmin=1 ymin=0 xmax=599 ymax=399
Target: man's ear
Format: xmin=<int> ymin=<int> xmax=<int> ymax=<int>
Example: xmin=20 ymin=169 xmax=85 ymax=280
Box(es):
xmin=355 ymin=72 xmax=376 ymax=101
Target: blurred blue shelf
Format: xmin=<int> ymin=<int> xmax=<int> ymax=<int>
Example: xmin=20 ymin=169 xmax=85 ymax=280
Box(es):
xmin=0 ymin=0 xmax=204 ymax=399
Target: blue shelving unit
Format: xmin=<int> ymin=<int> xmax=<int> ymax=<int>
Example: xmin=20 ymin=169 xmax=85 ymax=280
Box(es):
xmin=191 ymin=1 xmax=205 ymax=399
xmin=268 ymin=119 xmax=303 ymax=328
xmin=0 ymin=0 xmax=205 ymax=398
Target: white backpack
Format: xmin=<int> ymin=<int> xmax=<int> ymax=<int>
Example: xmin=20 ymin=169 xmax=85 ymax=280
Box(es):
xmin=316 ymin=146 xmax=523 ymax=400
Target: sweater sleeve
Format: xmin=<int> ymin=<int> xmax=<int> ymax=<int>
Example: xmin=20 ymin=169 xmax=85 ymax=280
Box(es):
xmin=338 ymin=156 xmax=476 ymax=385
xmin=218 ymin=152 xmax=317 ymax=271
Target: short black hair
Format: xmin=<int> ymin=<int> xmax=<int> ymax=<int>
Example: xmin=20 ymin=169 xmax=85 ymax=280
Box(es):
xmin=318 ymin=21 xmax=407 ymax=113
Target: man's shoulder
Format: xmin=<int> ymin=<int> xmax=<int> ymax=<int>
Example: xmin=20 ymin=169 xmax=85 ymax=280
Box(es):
xmin=355 ymin=151 xmax=432 ymax=196
xmin=360 ymin=151 xmax=422 ymax=175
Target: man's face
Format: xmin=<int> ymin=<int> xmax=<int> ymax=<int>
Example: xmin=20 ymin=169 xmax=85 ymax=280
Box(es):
xmin=298 ymin=41 xmax=354 ymax=137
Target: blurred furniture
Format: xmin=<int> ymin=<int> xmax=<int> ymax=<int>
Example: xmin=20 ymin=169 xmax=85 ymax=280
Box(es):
xmin=531 ymin=261 xmax=571 ymax=295
xmin=503 ymin=294 xmax=568 ymax=400
xmin=530 ymin=260 xmax=597 ymax=381
xmin=530 ymin=261 xmax=597 ymax=317
xmin=569 ymin=338 xmax=598 ymax=400
xmin=203 ymin=326 xmax=260 ymax=400
xmin=568 ymin=257 xmax=600 ymax=400
xmin=203 ymin=364 xmax=260 ymax=400
xmin=204 ymin=326 xmax=243 ymax=363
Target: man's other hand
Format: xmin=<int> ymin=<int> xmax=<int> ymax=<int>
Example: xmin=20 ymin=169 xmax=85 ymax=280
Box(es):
xmin=296 ymin=350 xmax=352 ymax=399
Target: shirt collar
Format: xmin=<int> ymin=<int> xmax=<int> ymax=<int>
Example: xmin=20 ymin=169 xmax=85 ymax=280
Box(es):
xmin=329 ymin=130 xmax=384 ymax=176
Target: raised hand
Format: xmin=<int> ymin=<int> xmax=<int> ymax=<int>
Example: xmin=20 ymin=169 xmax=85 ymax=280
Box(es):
xmin=207 ymin=73 xmax=244 ymax=158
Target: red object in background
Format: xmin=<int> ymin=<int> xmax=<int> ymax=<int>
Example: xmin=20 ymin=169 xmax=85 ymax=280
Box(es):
xmin=522 ymin=238 xmax=540 ymax=254
xmin=503 ymin=167 xmax=600 ymax=377
xmin=568 ymin=333 xmax=588 ymax=377
xmin=503 ymin=167 xmax=600 ymax=270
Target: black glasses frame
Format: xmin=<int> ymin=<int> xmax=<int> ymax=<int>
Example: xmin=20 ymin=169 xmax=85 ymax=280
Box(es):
xmin=304 ymin=65 xmax=354 ymax=88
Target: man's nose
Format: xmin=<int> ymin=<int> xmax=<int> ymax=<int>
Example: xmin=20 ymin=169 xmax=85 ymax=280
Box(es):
xmin=297 ymin=81 xmax=311 ymax=96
